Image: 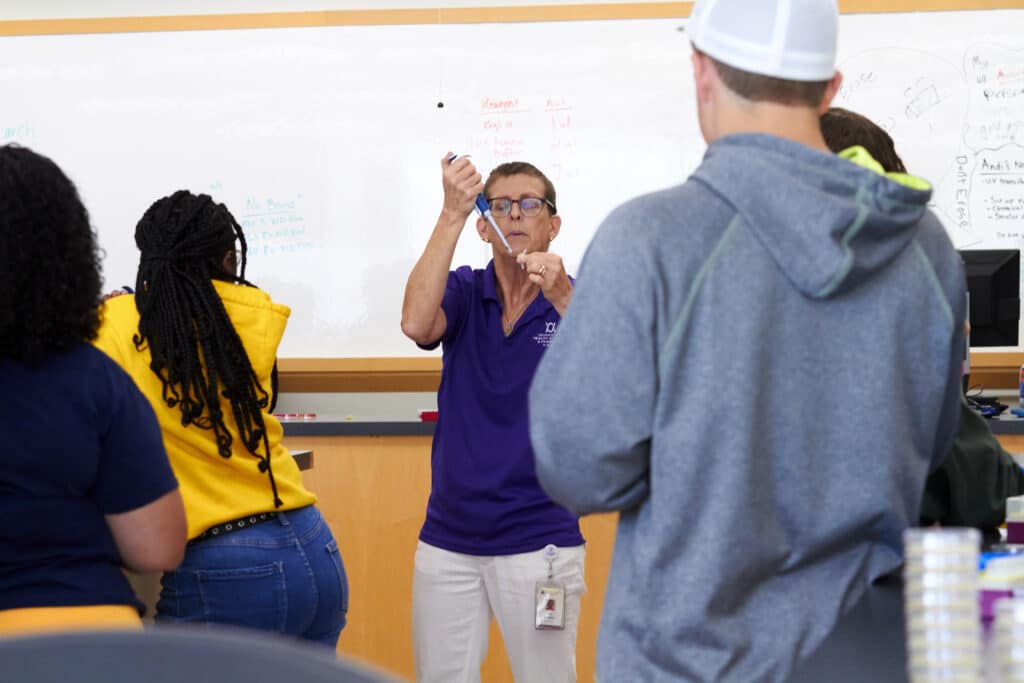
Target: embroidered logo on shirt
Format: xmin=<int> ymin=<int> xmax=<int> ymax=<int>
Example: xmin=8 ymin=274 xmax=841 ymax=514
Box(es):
xmin=533 ymin=321 xmax=558 ymax=347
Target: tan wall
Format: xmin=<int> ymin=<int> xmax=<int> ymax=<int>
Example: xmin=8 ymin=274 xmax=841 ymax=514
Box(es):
xmin=285 ymin=434 xmax=617 ymax=683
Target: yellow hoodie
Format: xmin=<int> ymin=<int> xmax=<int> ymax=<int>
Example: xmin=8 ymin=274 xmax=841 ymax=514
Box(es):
xmin=95 ymin=280 xmax=316 ymax=540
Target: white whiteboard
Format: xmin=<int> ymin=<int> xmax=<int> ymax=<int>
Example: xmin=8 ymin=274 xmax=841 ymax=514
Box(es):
xmin=1 ymin=9 xmax=1022 ymax=357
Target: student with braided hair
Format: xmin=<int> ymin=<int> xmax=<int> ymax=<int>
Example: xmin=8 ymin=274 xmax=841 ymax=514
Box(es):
xmin=95 ymin=190 xmax=348 ymax=646
xmin=0 ymin=144 xmax=185 ymax=635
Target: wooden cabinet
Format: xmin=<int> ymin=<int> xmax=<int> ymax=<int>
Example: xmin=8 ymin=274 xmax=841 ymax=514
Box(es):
xmin=285 ymin=434 xmax=617 ymax=683
xmin=993 ymin=434 xmax=1024 ymax=454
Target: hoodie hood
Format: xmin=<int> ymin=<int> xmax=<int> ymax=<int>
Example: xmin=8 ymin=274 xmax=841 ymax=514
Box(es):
xmin=693 ymin=133 xmax=934 ymax=299
xmin=210 ymin=279 xmax=290 ymax=378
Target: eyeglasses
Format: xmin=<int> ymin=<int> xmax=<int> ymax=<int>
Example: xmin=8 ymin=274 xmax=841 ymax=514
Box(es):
xmin=487 ymin=196 xmax=556 ymax=217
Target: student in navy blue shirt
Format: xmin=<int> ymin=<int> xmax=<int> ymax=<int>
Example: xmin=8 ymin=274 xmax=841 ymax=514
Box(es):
xmin=0 ymin=144 xmax=186 ymax=636
xmin=401 ymin=155 xmax=585 ymax=682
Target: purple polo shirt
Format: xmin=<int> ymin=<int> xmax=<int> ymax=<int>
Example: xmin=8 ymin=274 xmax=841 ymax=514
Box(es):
xmin=418 ymin=261 xmax=584 ymax=555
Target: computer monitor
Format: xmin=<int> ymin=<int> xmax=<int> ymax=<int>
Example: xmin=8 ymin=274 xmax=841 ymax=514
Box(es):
xmin=958 ymin=249 xmax=1020 ymax=347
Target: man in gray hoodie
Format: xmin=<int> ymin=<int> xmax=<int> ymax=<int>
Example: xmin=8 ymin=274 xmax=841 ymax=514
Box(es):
xmin=528 ymin=0 xmax=967 ymax=681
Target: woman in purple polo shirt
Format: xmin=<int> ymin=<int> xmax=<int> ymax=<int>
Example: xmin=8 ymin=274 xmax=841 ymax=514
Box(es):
xmin=401 ymin=154 xmax=586 ymax=683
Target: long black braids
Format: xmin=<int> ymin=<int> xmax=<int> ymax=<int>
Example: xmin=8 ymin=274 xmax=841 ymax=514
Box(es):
xmin=133 ymin=190 xmax=282 ymax=508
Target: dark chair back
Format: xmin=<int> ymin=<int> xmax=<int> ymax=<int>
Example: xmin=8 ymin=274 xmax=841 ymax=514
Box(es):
xmin=0 ymin=625 xmax=401 ymax=683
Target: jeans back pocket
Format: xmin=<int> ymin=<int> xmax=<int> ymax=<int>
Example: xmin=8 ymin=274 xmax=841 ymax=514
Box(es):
xmin=196 ymin=562 xmax=287 ymax=632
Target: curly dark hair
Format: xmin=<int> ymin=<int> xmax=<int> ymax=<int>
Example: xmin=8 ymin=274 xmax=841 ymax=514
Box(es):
xmin=133 ymin=190 xmax=282 ymax=507
xmin=821 ymin=107 xmax=908 ymax=174
xmin=0 ymin=144 xmax=102 ymax=366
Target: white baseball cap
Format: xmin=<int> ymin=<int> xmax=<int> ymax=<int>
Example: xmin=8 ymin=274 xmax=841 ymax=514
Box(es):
xmin=687 ymin=0 xmax=839 ymax=82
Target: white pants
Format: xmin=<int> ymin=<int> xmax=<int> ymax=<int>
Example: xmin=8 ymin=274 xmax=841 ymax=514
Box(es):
xmin=412 ymin=540 xmax=586 ymax=683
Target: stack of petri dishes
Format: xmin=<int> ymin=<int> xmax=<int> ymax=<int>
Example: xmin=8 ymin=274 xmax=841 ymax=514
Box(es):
xmin=904 ymin=527 xmax=982 ymax=682
xmin=992 ymin=596 xmax=1024 ymax=682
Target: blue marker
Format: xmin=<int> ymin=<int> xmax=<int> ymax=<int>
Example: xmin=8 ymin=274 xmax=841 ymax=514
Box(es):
xmin=447 ymin=154 xmax=513 ymax=254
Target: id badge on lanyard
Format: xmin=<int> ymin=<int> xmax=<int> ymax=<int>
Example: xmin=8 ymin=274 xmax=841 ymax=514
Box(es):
xmin=535 ymin=544 xmax=566 ymax=630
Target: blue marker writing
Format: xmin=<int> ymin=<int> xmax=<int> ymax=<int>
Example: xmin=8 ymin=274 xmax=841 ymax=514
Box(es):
xmin=447 ymin=154 xmax=513 ymax=254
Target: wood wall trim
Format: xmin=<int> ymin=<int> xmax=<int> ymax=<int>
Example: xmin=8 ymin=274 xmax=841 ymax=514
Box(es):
xmin=433 ymin=2 xmax=687 ymax=23
xmin=968 ymin=351 xmax=1024 ymax=391
xmin=971 ymin=352 xmax=1024 ymax=369
xmin=839 ymin=0 xmax=1023 ymax=10
xmin=277 ymin=357 xmax=442 ymax=393
xmin=1 ymin=2 xmax=1016 ymax=36
xmin=276 ymin=352 xmax=1024 ymax=392
xmin=4 ymin=5 xmax=680 ymax=36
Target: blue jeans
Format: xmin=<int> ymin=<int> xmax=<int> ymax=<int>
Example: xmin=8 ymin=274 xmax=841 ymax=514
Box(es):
xmin=155 ymin=505 xmax=348 ymax=648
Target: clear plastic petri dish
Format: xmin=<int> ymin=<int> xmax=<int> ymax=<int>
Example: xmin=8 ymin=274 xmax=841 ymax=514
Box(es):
xmin=904 ymin=527 xmax=981 ymax=552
